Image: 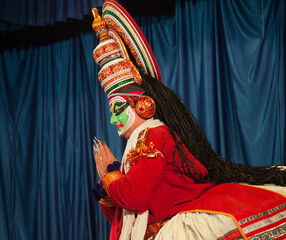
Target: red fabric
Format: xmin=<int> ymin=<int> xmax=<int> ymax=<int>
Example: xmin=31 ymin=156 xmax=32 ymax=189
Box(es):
xmin=109 ymin=125 xmax=213 ymax=223
xmin=100 ymin=205 xmax=115 ymax=223
xmin=180 ymin=183 xmax=285 ymax=221
xmin=101 ymin=125 xmax=286 ymax=239
xmin=109 ymin=207 xmax=123 ymax=240
xmin=217 ymin=229 xmax=242 ymax=240
xmin=246 ymin=218 xmax=285 ymax=238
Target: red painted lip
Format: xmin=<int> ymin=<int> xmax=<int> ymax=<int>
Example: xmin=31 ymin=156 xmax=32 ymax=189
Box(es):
xmin=117 ymin=122 xmax=124 ymax=130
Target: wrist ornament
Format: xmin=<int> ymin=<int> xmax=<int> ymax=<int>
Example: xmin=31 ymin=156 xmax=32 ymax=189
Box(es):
xmin=92 ymin=181 xmax=106 ymax=201
xmin=102 ymin=170 xmax=124 ymax=196
xmin=107 ymin=161 xmax=121 ymax=172
xmin=99 ymin=195 xmax=116 ymax=207
xmin=92 ymin=180 xmax=116 ymax=207
xmin=92 ymin=161 xmax=122 ymax=204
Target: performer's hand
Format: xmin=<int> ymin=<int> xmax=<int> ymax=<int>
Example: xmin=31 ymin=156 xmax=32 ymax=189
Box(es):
xmin=93 ymin=139 xmax=118 ymax=179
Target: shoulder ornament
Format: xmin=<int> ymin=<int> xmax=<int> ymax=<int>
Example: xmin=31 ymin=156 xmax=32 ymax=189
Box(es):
xmin=126 ymin=128 xmax=158 ymax=166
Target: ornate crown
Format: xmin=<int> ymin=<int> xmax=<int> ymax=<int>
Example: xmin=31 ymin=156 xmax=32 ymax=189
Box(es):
xmin=92 ymin=0 xmax=161 ymax=105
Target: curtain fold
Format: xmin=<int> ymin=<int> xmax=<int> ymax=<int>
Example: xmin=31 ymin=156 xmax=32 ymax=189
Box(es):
xmin=0 ymin=0 xmax=285 ymax=239
xmin=0 ymin=23 xmax=113 ymax=239
xmin=0 ymin=0 xmax=104 ymax=30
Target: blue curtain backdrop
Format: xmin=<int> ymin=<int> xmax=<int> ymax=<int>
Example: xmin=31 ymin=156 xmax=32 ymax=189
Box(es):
xmin=0 ymin=0 xmax=285 ymax=239
xmin=0 ymin=0 xmax=104 ymax=30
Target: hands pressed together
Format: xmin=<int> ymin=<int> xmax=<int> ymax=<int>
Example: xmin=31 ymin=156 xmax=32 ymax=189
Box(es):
xmin=93 ymin=137 xmax=118 ymax=179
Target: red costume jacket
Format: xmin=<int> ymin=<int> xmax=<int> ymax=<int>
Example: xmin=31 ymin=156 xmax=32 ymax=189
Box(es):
xmin=100 ymin=125 xmax=286 ymax=240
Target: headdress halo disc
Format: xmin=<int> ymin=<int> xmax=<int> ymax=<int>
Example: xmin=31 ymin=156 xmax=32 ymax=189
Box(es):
xmin=102 ymin=0 xmax=162 ymax=82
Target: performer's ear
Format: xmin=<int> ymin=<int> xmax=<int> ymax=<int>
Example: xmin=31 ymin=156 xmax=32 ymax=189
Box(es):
xmin=126 ymin=96 xmax=138 ymax=108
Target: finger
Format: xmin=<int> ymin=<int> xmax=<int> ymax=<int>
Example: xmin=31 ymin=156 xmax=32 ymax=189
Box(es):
xmin=96 ymin=138 xmax=110 ymax=155
xmin=94 ymin=155 xmax=102 ymax=168
xmin=93 ymin=149 xmax=98 ymax=162
xmin=93 ymin=137 xmax=106 ymax=160
xmin=97 ymin=164 xmax=104 ymax=179
xmin=93 ymin=137 xmax=101 ymax=157
xmin=102 ymin=143 xmax=116 ymax=163
xmin=94 ymin=148 xmax=104 ymax=166
xmin=103 ymin=143 xmax=113 ymax=156
xmin=97 ymin=140 xmax=108 ymax=159
xmin=93 ymin=136 xmax=100 ymax=149
xmin=95 ymin=155 xmax=105 ymax=177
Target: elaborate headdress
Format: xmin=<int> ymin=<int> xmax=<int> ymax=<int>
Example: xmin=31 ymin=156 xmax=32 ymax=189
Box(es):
xmin=92 ymin=0 xmax=161 ymax=113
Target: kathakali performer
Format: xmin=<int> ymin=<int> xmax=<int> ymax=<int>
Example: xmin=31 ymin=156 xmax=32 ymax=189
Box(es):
xmin=91 ymin=1 xmax=286 ymax=239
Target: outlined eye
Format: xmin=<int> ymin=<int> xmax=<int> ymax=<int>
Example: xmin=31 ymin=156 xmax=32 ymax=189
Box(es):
xmin=115 ymin=108 xmax=124 ymax=116
xmin=114 ymin=103 xmax=129 ymax=116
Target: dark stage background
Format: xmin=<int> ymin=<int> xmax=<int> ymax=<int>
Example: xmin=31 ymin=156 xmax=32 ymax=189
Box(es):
xmin=0 ymin=0 xmax=285 ymax=239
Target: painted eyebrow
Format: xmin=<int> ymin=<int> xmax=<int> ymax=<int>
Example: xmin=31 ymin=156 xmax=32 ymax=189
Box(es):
xmin=111 ymin=102 xmax=129 ymax=115
xmin=114 ymin=102 xmax=126 ymax=109
xmin=114 ymin=102 xmax=129 ymax=116
xmin=110 ymin=101 xmax=125 ymax=112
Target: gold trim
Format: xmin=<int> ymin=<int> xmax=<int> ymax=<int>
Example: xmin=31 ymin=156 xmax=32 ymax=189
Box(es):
xmin=144 ymin=216 xmax=173 ymax=240
xmin=102 ymin=171 xmax=124 ymax=196
xmin=136 ymin=128 xmax=150 ymax=148
xmin=99 ymin=196 xmax=116 ymax=207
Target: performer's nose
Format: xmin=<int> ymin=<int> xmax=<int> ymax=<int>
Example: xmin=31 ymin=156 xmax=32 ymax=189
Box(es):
xmin=110 ymin=114 xmax=117 ymax=125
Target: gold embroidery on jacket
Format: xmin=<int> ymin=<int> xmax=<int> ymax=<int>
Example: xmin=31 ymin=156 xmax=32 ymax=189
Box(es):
xmin=126 ymin=128 xmax=158 ymax=166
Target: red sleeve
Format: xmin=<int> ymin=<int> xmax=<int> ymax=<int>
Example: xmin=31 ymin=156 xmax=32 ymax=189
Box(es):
xmin=109 ymin=152 xmax=166 ymax=213
xmin=100 ymin=204 xmax=116 ymax=222
xmin=107 ymin=127 xmax=173 ymax=212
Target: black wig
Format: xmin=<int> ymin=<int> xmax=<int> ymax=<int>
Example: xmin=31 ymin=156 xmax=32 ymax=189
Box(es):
xmin=140 ymin=72 xmax=286 ymax=186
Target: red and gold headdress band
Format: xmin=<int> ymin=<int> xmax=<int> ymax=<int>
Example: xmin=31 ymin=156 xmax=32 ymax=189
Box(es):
xmin=92 ymin=0 xmax=162 ymax=105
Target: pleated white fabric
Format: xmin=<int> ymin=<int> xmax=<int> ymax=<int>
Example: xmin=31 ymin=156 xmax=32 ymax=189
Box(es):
xmin=153 ymin=212 xmax=236 ymax=240
xmin=119 ymin=119 xmax=165 ymax=240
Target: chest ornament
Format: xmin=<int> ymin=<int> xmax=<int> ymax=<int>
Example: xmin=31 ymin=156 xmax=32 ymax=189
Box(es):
xmin=126 ymin=127 xmax=157 ymax=166
xmin=126 ymin=142 xmax=157 ymax=166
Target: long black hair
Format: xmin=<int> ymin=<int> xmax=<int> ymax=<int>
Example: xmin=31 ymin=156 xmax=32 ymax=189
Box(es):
xmin=140 ymin=72 xmax=286 ymax=186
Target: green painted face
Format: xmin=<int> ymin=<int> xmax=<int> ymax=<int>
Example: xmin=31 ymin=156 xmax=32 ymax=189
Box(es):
xmin=110 ymin=100 xmax=130 ymax=134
